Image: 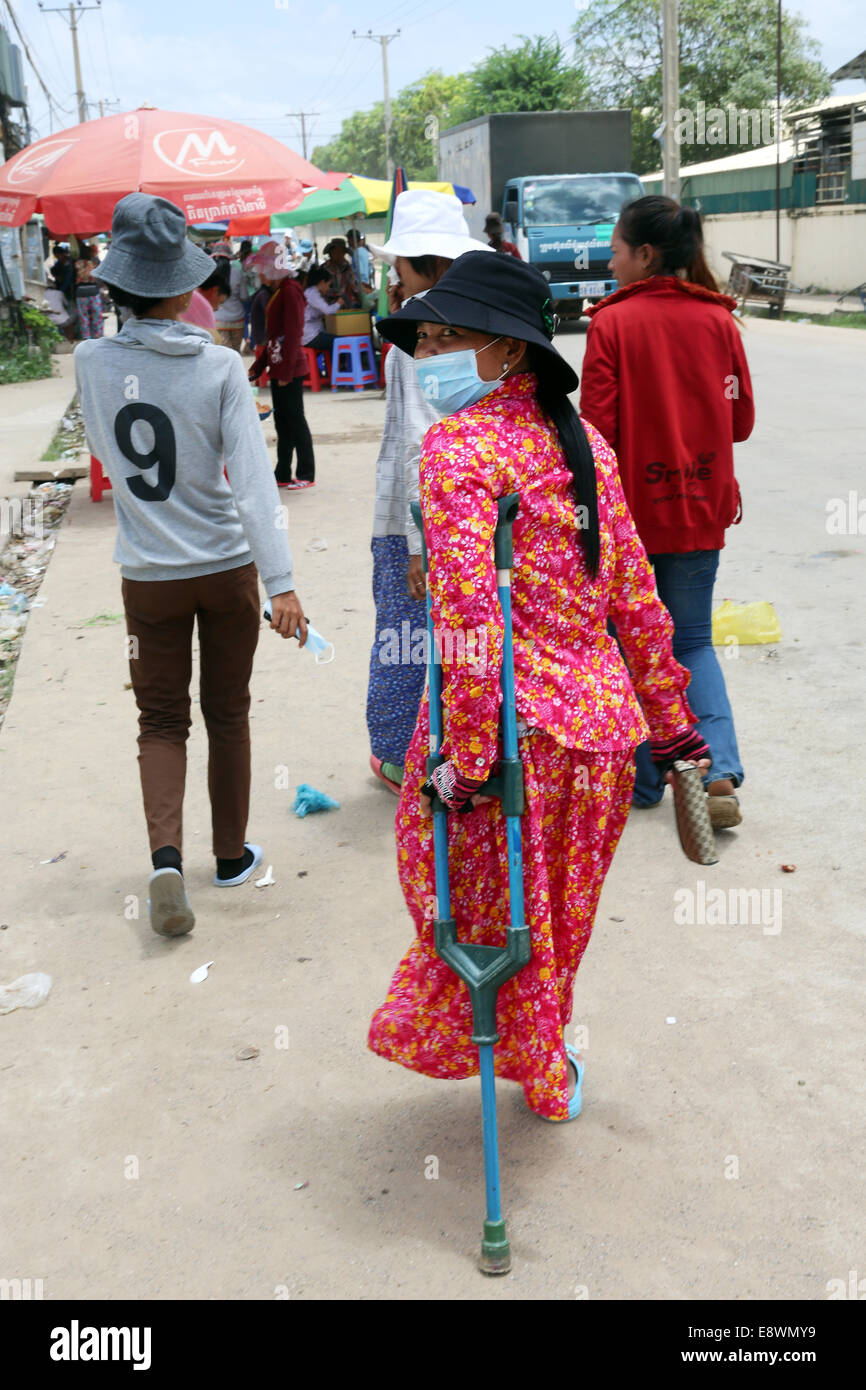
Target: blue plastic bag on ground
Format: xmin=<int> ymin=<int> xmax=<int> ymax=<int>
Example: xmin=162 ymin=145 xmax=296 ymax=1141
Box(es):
xmin=293 ymin=784 xmax=340 ymax=817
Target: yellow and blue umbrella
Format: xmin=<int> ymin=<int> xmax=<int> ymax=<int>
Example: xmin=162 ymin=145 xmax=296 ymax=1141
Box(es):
xmin=269 ymin=174 xmax=473 ymax=228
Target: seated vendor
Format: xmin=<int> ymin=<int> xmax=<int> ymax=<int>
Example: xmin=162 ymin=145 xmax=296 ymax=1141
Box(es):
xmin=321 ymin=237 xmax=361 ymax=309
xmin=302 ymin=266 xmax=342 ymax=352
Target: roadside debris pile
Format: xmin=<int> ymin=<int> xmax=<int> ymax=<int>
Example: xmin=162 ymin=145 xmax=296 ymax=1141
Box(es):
xmin=0 ymin=481 xmax=74 ymax=727
xmin=42 ymin=400 xmax=88 ymax=468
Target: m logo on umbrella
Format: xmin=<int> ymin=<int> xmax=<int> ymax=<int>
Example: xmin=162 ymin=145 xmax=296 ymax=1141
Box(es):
xmin=153 ymin=129 xmax=245 ymax=179
xmin=0 ymin=107 xmax=345 ymax=230
xmin=7 ymin=140 xmax=77 ymax=185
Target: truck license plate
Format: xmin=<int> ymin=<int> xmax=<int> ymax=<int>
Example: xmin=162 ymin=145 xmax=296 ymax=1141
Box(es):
xmin=579 ymin=281 xmax=608 ymax=297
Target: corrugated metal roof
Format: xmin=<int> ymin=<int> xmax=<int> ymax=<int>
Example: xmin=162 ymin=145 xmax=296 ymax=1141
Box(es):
xmin=831 ymin=51 xmax=866 ymax=81
xmin=787 ymin=91 xmax=866 ymax=119
xmin=644 ymin=138 xmax=795 ymax=183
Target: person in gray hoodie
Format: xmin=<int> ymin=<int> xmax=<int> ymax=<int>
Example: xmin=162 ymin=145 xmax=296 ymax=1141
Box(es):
xmin=75 ymin=192 xmax=308 ymax=938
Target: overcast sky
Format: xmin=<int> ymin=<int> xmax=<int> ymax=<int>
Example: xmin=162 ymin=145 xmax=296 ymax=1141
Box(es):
xmin=11 ymin=0 xmax=865 ymax=148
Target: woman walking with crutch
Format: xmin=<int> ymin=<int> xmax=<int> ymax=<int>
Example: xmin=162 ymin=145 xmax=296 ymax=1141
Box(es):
xmin=367 ymin=253 xmax=710 ymax=1127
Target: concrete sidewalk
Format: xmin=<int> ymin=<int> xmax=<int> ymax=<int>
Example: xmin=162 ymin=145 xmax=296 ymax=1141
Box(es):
xmin=0 ymin=326 xmax=863 ymax=1300
xmin=0 ymin=352 xmax=78 ymax=489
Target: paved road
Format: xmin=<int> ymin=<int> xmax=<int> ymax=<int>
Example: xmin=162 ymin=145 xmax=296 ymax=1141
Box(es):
xmin=0 ymin=320 xmax=863 ymax=1299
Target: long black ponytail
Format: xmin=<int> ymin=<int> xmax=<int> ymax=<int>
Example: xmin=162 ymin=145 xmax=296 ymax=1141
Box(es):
xmin=528 ymin=344 xmax=600 ymax=576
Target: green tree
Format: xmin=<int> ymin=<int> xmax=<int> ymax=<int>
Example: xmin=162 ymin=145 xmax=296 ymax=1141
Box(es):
xmin=391 ymin=71 xmax=473 ymax=179
xmin=312 ymin=102 xmax=388 ymax=179
xmin=573 ymin=0 xmax=830 ymax=174
xmin=311 ymin=36 xmax=588 ymax=179
xmin=455 ymin=34 xmax=588 ymax=123
xmin=311 ymin=70 xmax=471 ymax=180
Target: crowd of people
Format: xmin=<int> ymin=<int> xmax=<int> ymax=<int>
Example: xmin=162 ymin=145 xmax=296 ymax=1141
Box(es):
xmin=46 ymin=239 xmax=106 ymax=340
xmin=72 ymin=185 xmax=752 ymax=1129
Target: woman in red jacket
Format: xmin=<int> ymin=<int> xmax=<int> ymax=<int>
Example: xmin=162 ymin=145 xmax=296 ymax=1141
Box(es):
xmin=248 ymin=241 xmax=315 ymax=490
xmin=580 ymin=197 xmax=754 ymax=827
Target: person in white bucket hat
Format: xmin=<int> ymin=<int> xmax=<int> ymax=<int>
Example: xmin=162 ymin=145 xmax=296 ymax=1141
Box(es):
xmin=367 ymin=189 xmax=493 ymax=796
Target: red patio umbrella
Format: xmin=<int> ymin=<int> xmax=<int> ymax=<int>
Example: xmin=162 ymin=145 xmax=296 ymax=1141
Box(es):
xmin=0 ymin=107 xmax=345 ymax=234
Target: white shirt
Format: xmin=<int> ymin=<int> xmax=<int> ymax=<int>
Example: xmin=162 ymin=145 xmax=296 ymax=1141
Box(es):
xmin=373 ymin=345 xmax=439 ymax=555
xmin=303 ymin=285 xmax=335 ymax=344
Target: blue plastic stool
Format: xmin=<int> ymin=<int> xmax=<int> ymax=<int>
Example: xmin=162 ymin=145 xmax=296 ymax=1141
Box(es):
xmin=330 ymin=335 xmax=377 ymax=391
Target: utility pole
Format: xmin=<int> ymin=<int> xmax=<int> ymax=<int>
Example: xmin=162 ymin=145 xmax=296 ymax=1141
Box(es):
xmin=775 ymin=0 xmax=782 ymax=263
xmin=353 ymin=29 xmax=400 ymax=180
xmin=285 ymin=111 xmax=318 ymax=161
xmin=661 ymin=0 xmax=680 ymax=201
xmin=38 ymin=1 xmax=103 ymax=125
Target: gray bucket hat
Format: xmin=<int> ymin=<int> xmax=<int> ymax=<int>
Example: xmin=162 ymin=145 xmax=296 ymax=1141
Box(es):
xmin=97 ymin=192 xmax=215 ymax=297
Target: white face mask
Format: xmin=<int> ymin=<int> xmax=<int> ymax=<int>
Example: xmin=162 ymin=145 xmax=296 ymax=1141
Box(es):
xmin=415 ymin=338 xmax=507 ymax=417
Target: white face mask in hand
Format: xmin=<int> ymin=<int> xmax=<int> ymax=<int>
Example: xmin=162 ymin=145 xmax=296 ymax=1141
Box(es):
xmin=263 ymin=603 xmax=335 ymax=663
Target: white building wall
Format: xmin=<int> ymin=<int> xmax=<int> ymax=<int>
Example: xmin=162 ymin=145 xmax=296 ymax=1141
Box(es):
xmin=701 ymin=206 xmax=866 ymax=292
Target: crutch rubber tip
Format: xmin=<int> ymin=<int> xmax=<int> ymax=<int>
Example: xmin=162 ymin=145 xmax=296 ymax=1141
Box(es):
xmin=478 ymin=1219 xmax=512 ymax=1276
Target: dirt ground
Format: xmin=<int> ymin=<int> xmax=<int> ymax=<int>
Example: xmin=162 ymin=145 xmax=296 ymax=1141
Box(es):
xmin=0 ymin=320 xmax=863 ymax=1300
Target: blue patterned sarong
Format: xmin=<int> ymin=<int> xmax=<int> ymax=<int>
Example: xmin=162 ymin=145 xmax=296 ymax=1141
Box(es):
xmin=366 ymin=536 xmax=428 ymax=767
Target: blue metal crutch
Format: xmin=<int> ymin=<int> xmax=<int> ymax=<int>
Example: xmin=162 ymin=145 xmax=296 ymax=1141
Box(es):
xmin=411 ymin=494 xmax=531 ymax=1275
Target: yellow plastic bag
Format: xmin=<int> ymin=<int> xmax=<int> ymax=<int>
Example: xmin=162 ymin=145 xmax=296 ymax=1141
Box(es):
xmin=712 ymin=600 xmax=781 ymax=646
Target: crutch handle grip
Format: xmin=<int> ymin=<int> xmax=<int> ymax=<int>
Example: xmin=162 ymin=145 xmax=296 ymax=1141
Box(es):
xmin=493 ymin=493 xmax=520 ymax=571
xmin=409 ymin=501 xmax=428 ymax=574
xmin=411 ymin=495 xmax=520 ymax=575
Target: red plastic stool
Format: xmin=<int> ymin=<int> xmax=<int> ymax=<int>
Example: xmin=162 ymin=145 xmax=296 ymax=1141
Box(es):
xmin=90 ymin=454 xmax=112 ymax=502
xmin=378 ymin=340 xmax=392 ymax=388
xmin=301 ymin=345 xmax=331 ymax=392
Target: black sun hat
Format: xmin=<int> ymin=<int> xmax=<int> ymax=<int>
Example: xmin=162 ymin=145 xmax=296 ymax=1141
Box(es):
xmin=377 ymin=250 xmax=579 ymax=396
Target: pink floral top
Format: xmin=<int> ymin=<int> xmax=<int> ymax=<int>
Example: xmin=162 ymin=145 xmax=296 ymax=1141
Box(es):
xmin=419 ymin=371 xmax=696 ymax=781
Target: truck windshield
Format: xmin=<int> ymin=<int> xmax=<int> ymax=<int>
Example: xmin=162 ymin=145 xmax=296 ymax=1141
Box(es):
xmin=521 ymin=177 xmax=642 ymax=227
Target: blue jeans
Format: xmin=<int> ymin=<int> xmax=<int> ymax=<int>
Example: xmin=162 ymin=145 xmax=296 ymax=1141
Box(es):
xmin=630 ymin=551 xmax=744 ymax=806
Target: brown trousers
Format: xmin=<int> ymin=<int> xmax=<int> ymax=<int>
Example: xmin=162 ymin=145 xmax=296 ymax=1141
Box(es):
xmin=122 ymin=561 xmax=260 ymax=859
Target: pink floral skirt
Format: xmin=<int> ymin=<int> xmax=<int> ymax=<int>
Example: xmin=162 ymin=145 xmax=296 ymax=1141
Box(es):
xmin=368 ymin=707 xmax=636 ymax=1120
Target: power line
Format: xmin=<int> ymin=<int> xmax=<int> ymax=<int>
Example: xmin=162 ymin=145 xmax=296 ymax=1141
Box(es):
xmin=325 ymin=50 xmax=382 ymax=111
xmin=307 ymin=36 xmax=374 ymax=112
xmin=38 ymin=0 xmax=74 ymax=99
xmin=39 ymin=1 xmax=104 ymax=124
xmin=1 ymin=0 xmax=69 ymax=123
xmin=97 ymin=0 xmax=120 ymax=106
xmin=351 ymin=31 xmax=400 ymax=177
xmin=284 ymin=110 xmax=318 ymax=160
xmin=371 ymin=0 xmax=426 ymax=26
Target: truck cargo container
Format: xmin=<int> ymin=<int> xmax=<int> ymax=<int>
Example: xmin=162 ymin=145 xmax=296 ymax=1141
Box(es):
xmin=438 ymin=111 xmax=644 ymax=314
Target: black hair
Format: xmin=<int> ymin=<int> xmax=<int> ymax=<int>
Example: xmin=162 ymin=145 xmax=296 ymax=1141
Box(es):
xmin=617 ymin=195 xmax=718 ymax=291
xmin=239 ymin=239 xmax=252 ymax=259
xmin=101 ymin=282 xmax=164 ymax=317
xmin=199 ymin=258 xmax=231 ymax=295
xmin=527 ymin=343 xmax=600 ymax=576
xmin=307 ymin=265 xmax=332 ymax=287
xmin=407 ymin=254 xmax=453 ymax=285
